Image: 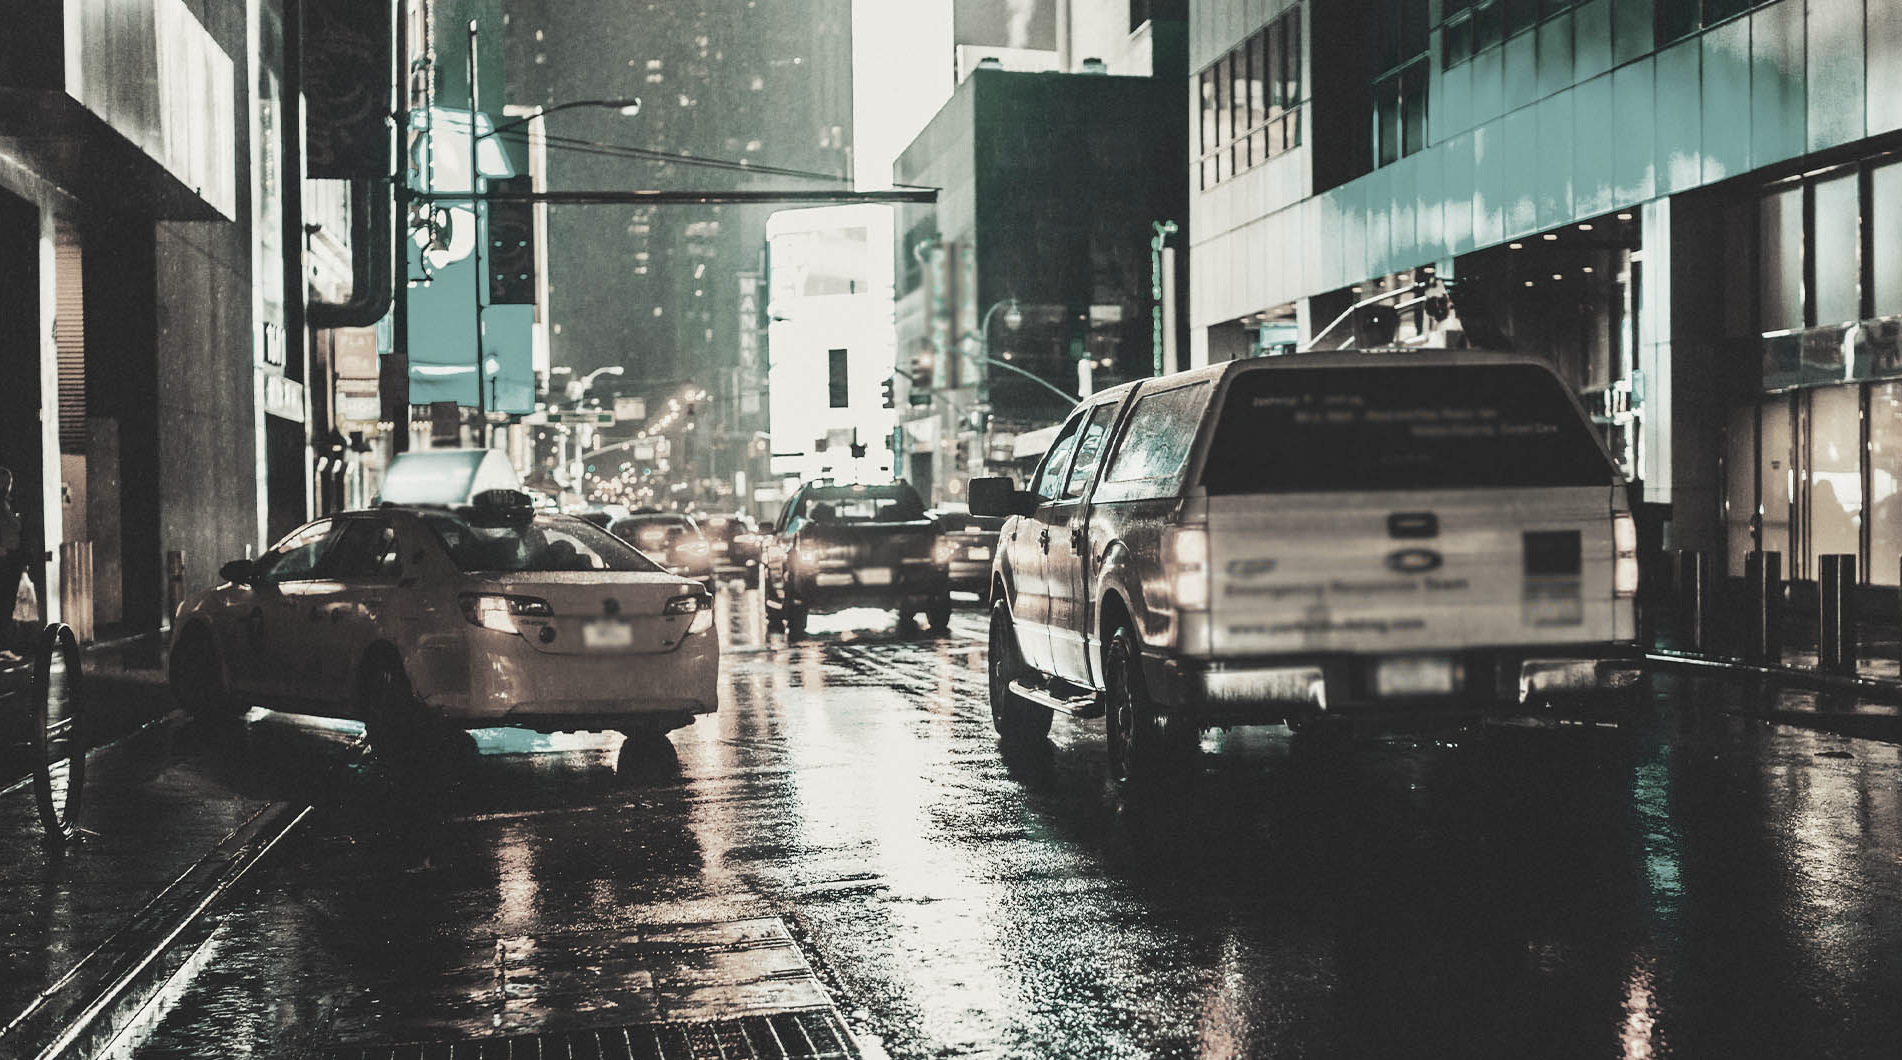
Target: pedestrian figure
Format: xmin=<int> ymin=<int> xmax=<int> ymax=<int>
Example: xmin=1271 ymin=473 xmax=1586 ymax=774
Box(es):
xmin=0 ymin=466 xmax=35 ymax=663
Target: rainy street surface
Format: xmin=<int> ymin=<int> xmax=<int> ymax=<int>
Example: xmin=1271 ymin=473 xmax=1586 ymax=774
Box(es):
xmin=115 ymin=585 xmax=1902 ymax=1059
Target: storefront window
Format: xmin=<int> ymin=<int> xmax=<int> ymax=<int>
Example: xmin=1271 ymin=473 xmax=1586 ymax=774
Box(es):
xmin=1759 ymin=186 xmax=1803 ymax=333
xmin=1807 ymin=385 xmax=1861 ymax=579
xmin=1874 ymin=162 xmax=1902 ymax=319
xmin=1870 ymin=382 xmax=1902 ymax=585
xmin=1813 ymin=173 xmax=1860 ymax=327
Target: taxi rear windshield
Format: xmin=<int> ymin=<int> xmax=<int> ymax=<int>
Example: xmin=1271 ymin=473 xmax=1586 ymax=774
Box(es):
xmin=1201 ymin=363 xmax=1614 ymax=493
xmin=424 ymin=513 xmax=665 ymax=573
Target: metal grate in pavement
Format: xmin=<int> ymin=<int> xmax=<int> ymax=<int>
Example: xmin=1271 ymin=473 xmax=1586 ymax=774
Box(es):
xmin=328 ymin=1010 xmax=861 ymax=1060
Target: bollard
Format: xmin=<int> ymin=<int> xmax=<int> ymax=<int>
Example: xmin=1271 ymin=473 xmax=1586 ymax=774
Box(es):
xmin=1674 ymin=549 xmax=1708 ymax=653
xmin=1745 ymin=551 xmax=1782 ymax=663
xmin=1819 ymin=554 xmax=1857 ymax=674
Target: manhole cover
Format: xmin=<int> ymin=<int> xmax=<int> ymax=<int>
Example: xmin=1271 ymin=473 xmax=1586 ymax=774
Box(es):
xmin=328 ymin=1010 xmax=861 ymax=1059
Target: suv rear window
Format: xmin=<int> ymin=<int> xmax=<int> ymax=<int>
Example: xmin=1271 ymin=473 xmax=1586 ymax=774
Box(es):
xmin=1202 ymin=363 xmax=1613 ymax=493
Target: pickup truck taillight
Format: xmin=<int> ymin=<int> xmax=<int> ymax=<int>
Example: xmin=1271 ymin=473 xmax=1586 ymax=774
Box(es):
xmin=1165 ymin=526 xmax=1210 ymax=611
xmin=1613 ymin=511 xmax=1638 ymax=598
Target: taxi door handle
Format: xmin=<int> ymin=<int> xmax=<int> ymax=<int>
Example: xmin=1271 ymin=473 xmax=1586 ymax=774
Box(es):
xmin=1038 ymin=528 xmax=1050 ymax=552
xmin=1070 ymin=526 xmax=1085 ymax=550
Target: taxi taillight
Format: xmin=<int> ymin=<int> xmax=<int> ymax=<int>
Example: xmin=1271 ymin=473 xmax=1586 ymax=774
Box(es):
xmin=458 ymin=593 xmax=552 ymax=634
xmin=665 ymin=591 xmax=715 ymax=634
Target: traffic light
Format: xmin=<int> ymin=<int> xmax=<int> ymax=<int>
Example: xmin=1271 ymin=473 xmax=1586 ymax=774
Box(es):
xmin=881 ymin=377 xmax=896 ymax=408
xmin=487 ymin=176 xmax=536 ymax=304
xmin=908 ymin=349 xmax=933 ymax=404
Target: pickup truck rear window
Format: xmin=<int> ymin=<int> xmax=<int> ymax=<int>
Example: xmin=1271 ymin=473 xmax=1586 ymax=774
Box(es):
xmin=1201 ymin=363 xmax=1614 ymax=493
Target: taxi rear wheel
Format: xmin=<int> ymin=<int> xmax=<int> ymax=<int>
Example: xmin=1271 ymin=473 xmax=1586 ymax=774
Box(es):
xmin=988 ymin=603 xmax=1051 ymax=742
xmin=785 ymin=600 xmax=808 ymax=638
xmin=359 ymin=656 xmax=427 ymax=755
xmin=170 ymin=629 xmax=245 ymax=723
xmin=1105 ymin=625 xmax=1195 ymax=785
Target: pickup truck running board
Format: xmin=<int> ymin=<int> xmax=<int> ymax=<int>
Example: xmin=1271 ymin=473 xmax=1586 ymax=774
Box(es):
xmin=1008 ymin=679 xmax=1103 ymax=718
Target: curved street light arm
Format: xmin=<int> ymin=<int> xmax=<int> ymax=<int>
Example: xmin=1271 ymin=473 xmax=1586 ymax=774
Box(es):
xmin=482 ymin=98 xmax=644 ymax=143
xmin=975 ymin=355 xmax=1079 ymax=408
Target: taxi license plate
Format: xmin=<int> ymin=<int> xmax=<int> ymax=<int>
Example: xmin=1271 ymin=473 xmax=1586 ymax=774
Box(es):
xmin=858 ymin=568 xmax=894 ymax=586
xmin=1374 ymin=655 xmax=1456 ymax=697
xmin=582 ymin=620 xmax=633 ymax=648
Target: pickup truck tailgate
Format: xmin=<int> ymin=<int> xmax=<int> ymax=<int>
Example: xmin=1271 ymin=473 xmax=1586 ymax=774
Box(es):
xmin=1207 ymin=486 xmax=1619 ymax=656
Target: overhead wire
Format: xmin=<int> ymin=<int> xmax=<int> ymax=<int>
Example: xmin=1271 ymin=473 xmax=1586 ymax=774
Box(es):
xmin=495 ymin=130 xmax=935 ymax=190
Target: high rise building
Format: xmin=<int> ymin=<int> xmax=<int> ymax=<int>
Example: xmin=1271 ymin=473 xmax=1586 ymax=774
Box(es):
xmin=505 ymin=1 xmax=854 ymax=500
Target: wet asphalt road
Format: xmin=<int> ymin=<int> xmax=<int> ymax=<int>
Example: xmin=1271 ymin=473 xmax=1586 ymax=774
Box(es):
xmin=120 ymin=585 xmax=1902 ymax=1059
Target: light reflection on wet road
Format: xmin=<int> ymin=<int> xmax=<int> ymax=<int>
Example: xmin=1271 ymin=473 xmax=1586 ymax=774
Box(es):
xmin=127 ymin=585 xmax=1902 ymax=1058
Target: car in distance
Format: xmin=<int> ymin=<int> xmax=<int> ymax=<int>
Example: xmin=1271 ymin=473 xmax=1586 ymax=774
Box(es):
xmin=610 ymin=512 xmax=717 ymax=591
xmin=932 ymin=511 xmax=1006 ymax=598
xmin=762 ymin=480 xmax=950 ymax=636
xmin=973 ymin=350 xmax=1642 ymax=782
xmin=169 ymin=489 xmax=718 ymax=756
xmin=697 ymin=512 xmax=761 ymax=584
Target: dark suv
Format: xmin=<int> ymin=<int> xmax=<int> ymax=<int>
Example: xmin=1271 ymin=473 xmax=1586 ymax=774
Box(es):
xmin=762 ymin=481 xmax=950 ymax=636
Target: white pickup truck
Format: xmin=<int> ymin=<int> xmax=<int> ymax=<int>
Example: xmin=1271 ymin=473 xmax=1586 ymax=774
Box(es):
xmin=970 ymin=350 xmax=1642 ymax=782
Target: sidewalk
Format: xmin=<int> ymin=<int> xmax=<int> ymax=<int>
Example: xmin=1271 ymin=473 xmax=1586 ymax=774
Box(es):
xmin=1644 ymin=592 xmax=1902 ymax=740
xmin=0 ymin=635 xmax=308 ymax=1060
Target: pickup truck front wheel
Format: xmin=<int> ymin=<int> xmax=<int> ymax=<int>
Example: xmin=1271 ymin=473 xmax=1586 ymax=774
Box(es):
xmin=1105 ymin=625 xmax=1195 ymax=784
xmin=988 ymin=602 xmax=1051 ymax=742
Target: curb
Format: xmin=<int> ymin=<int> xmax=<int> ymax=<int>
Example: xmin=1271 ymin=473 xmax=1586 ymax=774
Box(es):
xmin=0 ymin=799 xmax=312 ymax=1060
xmin=1644 ymin=648 xmax=1902 ymax=700
xmin=1644 ymin=649 xmax=1902 ymax=743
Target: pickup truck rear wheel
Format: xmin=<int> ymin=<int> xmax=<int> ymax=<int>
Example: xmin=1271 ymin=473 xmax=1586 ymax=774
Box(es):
xmin=988 ymin=602 xmax=1051 ymax=741
xmin=1105 ymin=625 xmax=1195 ymax=784
xmin=785 ymin=599 xmax=808 ymax=638
xmin=926 ymin=597 xmax=953 ymax=632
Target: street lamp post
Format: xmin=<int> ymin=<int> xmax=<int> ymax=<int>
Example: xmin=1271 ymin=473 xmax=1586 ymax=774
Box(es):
xmin=563 ymin=365 xmax=625 ymax=490
xmin=467 ymin=21 xmax=485 ymax=445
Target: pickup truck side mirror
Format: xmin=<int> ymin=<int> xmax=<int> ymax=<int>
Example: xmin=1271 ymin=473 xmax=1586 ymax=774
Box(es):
xmin=969 ymin=477 xmax=1038 ymax=518
xmin=219 ymin=558 xmax=256 ymax=585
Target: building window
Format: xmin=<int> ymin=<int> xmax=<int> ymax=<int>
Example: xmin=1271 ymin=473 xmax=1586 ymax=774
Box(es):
xmin=1658 ymin=0 xmax=1777 ymax=43
xmin=1749 ymin=159 xmax=1899 ymax=336
xmin=1196 ymin=6 xmax=1302 ymax=190
xmin=1443 ymin=0 xmax=1578 ymax=69
xmin=1873 ymin=161 xmax=1902 ymax=319
xmin=1371 ymin=0 xmax=1427 ymax=168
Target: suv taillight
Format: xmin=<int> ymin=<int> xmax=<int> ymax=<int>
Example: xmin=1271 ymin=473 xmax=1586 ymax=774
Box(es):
xmin=1613 ymin=512 xmax=1638 ymax=598
xmin=1165 ymin=525 xmax=1210 ymax=611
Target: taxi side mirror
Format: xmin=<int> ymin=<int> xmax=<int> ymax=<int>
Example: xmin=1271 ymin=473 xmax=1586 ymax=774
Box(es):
xmin=219 ymin=559 xmax=256 ymax=585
